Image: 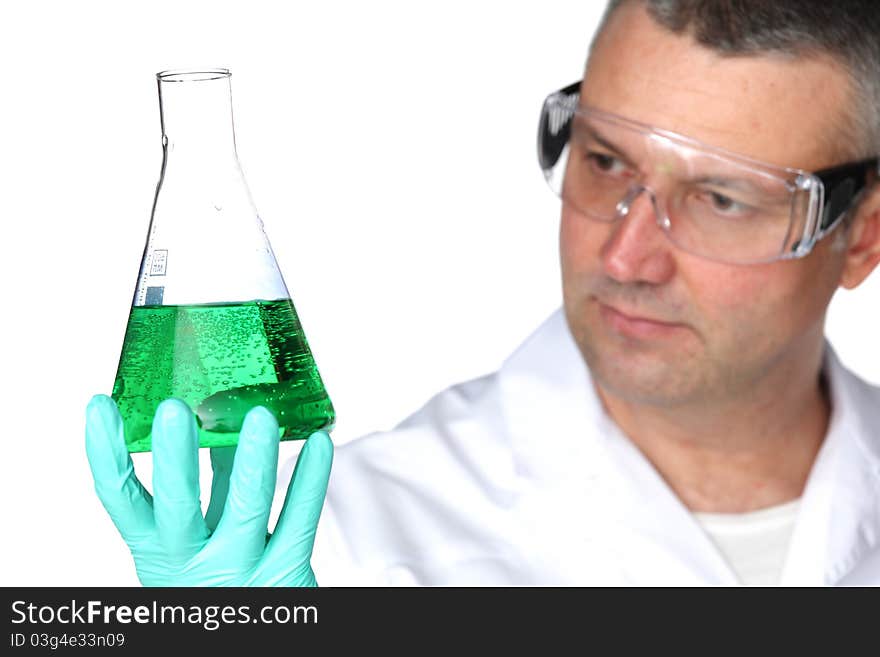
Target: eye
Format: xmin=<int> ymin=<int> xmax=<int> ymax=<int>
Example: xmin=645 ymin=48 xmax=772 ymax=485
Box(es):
xmin=710 ymin=192 xmax=737 ymax=211
xmin=586 ymin=151 xmax=632 ymax=178
xmin=697 ymin=190 xmax=753 ymax=217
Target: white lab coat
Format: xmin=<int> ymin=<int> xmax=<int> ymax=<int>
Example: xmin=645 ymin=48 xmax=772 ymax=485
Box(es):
xmin=310 ymin=309 xmax=880 ymax=585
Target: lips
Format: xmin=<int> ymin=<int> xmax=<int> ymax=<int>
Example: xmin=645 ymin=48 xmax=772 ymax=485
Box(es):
xmin=594 ymin=297 xmax=686 ymax=340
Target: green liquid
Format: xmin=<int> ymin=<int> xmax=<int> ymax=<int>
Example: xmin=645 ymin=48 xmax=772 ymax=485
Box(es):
xmin=111 ymin=299 xmax=335 ymax=452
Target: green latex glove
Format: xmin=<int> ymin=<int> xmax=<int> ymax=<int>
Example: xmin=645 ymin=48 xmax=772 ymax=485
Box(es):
xmin=85 ymin=394 xmax=333 ymax=586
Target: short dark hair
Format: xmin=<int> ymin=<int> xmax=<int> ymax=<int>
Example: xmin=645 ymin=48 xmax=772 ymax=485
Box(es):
xmin=594 ymin=0 xmax=880 ymax=159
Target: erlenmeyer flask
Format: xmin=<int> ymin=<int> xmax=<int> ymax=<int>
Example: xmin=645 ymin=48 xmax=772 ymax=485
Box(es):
xmin=112 ymin=68 xmax=335 ymax=452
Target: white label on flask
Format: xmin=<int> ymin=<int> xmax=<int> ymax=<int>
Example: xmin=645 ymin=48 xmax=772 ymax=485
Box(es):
xmin=150 ymin=249 xmax=168 ymax=276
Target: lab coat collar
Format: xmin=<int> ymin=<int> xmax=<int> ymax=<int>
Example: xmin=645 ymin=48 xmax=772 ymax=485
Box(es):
xmin=801 ymin=345 xmax=880 ymax=585
xmin=497 ymin=308 xmax=880 ymax=585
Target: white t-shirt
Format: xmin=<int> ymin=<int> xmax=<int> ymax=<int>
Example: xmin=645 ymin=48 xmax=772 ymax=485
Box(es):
xmin=694 ymin=499 xmax=801 ymax=586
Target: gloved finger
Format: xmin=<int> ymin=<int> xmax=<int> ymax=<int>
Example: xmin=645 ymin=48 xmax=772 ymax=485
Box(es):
xmin=205 ymin=445 xmax=236 ymax=533
xmin=85 ymin=395 xmax=154 ymax=542
xmin=211 ymin=407 xmax=280 ymax=552
xmin=259 ymin=430 xmax=333 ymax=580
xmin=151 ymin=399 xmax=209 ymax=555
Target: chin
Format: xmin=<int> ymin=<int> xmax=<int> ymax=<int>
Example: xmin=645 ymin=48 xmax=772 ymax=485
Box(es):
xmin=569 ymin=313 xmax=706 ymax=407
xmin=588 ymin=345 xmax=692 ymax=405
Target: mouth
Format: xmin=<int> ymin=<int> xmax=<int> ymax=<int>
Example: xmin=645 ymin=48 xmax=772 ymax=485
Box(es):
xmin=594 ymin=297 xmax=687 ymax=340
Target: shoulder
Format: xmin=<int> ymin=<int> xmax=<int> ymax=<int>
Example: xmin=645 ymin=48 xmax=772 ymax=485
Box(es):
xmin=313 ymin=370 xmax=521 ymax=584
xmin=329 ymin=369 xmax=517 ymax=504
xmin=333 ymin=369 xmax=507 ymax=469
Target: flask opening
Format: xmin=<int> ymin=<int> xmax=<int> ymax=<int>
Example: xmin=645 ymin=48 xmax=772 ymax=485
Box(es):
xmin=157 ymin=68 xmax=231 ymax=83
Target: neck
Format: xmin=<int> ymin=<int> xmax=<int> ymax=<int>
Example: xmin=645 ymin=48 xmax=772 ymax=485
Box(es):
xmin=596 ymin=339 xmax=830 ymax=513
xmin=158 ymin=71 xmax=237 ymax=160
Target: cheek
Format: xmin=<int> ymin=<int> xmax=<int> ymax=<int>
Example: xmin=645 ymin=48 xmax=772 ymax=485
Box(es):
xmin=560 ymin=206 xmax=605 ymax=278
xmin=690 ymin=260 xmax=832 ymax=352
xmin=696 ymin=269 xmax=771 ymax=335
xmin=560 ymin=208 xmax=597 ymax=311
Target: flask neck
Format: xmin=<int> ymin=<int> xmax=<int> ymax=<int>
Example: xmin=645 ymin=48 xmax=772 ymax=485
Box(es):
xmin=157 ymin=70 xmax=238 ymax=159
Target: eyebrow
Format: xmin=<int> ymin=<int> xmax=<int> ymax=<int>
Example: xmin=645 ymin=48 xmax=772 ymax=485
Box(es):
xmin=691 ymin=176 xmax=757 ymax=191
xmin=572 ymin=118 xmax=638 ymax=163
xmin=688 ymin=175 xmax=786 ymax=201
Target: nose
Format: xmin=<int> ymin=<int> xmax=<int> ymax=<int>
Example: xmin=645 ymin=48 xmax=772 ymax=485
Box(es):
xmin=599 ymin=186 xmax=676 ymax=285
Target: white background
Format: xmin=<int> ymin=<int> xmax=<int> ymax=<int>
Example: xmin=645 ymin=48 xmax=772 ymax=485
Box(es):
xmin=1 ymin=0 xmax=877 ymax=586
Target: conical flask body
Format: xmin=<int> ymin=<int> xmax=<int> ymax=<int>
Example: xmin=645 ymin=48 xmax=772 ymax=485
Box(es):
xmin=112 ymin=69 xmax=334 ymax=452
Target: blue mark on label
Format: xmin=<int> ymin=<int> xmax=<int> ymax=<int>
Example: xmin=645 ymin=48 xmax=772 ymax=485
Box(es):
xmin=145 ymin=286 xmax=165 ymax=305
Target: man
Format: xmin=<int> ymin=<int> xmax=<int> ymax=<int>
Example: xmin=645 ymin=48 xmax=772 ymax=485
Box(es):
xmin=86 ymin=0 xmax=880 ymax=585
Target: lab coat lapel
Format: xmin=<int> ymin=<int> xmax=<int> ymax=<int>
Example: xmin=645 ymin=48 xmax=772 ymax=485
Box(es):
xmin=597 ymin=413 xmax=740 ymax=585
xmin=496 ymin=310 xmax=610 ymax=582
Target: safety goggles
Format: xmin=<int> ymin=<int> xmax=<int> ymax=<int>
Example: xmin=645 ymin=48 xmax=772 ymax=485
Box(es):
xmin=538 ymin=82 xmax=880 ymax=264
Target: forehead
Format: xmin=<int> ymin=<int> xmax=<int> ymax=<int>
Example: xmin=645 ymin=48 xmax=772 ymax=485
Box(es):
xmin=581 ymin=2 xmax=854 ymax=172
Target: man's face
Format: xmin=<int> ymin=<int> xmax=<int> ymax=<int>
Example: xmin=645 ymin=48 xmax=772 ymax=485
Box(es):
xmin=561 ymin=3 xmax=854 ymax=406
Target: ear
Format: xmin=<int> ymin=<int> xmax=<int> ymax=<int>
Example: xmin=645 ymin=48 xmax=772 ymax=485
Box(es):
xmin=839 ymin=183 xmax=880 ymax=290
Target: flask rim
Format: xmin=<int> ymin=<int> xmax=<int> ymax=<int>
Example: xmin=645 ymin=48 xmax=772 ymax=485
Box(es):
xmin=157 ymin=68 xmax=231 ymax=83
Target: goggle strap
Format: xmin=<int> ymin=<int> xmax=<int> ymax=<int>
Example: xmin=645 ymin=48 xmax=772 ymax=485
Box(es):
xmin=537 ymin=83 xmax=580 ymax=171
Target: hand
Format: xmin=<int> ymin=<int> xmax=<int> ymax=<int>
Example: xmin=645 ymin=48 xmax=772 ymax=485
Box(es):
xmin=85 ymin=394 xmax=333 ymax=586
